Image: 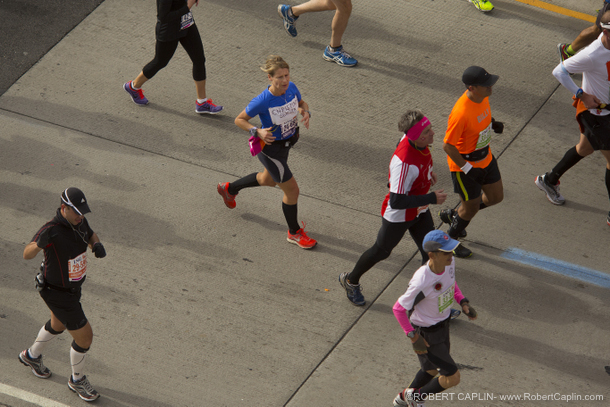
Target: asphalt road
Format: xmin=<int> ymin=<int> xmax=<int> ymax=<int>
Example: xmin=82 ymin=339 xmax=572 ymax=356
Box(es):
xmin=0 ymin=1 xmax=609 ymax=406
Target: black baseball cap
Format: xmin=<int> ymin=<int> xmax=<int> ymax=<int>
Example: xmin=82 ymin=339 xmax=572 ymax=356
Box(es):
xmin=462 ymin=66 xmax=499 ymax=87
xmin=61 ymin=187 xmax=91 ymax=215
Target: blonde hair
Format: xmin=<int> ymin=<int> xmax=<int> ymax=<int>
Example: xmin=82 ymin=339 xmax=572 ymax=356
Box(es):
xmin=398 ymin=109 xmax=425 ymax=133
xmin=260 ymin=55 xmax=290 ymax=76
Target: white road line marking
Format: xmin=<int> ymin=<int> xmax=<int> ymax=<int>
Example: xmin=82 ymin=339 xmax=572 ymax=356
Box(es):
xmin=0 ymin=383 xmax=71 ymax=407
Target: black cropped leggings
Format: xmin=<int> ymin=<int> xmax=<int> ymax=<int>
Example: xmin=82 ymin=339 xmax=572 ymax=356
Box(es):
xmin=142 ymin=25 xmax=206 ymax=81
xmin=347 ymin=211 xmax=434 ymax=285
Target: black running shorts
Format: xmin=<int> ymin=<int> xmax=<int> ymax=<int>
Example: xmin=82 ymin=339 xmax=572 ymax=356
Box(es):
xmin=416 ymin=321 xmax=458 ymax=377
xmin=578 ymin=111 xmax=610 ymax=150
xmin=40 ymin=287 xmax=88 ymax=331
xmin=451 ymin=154 xmax=502 ymax=201
xmin=258 ymin=143 xmax=293 ymax=183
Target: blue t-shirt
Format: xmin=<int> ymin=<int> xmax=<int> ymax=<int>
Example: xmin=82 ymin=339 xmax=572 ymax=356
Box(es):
xmin=246 ymin=82 xmax=301 ymax=140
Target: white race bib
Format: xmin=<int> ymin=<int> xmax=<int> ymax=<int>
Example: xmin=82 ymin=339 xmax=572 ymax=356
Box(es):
xmin=269 ymin=96 xmax=298 ymax=139
xmin=68 ymin=252 xmax=87 ymax=282
xmin=180 ymin=12 xmax=194 ymax=30
xmin=475 ymin=123 xmax=492 ymax=150
xmin=438 ymin=284 xmax=454 ymax=313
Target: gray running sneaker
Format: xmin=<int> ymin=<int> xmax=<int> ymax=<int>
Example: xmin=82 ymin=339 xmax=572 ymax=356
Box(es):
xmin=19 ymin=350 xmax=51 ymax=379
xmin=535 ymin=174 xmax=565 ymax=205
xmin=339 ymin=272 xmax=365 ymax=306
xmin=394 ymin=389 xmax=424 ymax=407
xmin=68 ymin=375 xmax=100 ymax=402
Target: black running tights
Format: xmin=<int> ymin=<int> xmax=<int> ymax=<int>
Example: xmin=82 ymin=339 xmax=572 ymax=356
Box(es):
xmin=142 ymin=26 xmax=206 ymax=81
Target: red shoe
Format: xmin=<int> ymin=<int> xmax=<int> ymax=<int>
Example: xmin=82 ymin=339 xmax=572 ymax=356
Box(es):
xmin=217 ymin=182 xmax=236 ymax=209
xmin=287 ymin=223 xmax=317 ymax=249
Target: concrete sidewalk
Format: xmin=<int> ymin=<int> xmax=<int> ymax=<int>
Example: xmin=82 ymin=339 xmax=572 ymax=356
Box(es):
xmin=0 ymin=0 xmax=608 ymax=406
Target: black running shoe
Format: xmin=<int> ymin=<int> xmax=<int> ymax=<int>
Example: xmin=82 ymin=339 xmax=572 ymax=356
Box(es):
xmin=453 ymin=244 xmax=473 ymax=259
xmin=439 ymin=209 xmax=467 ymax=238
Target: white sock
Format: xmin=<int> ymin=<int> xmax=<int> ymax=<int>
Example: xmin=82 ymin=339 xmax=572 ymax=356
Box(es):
xmin=130 ymin=82 xmax=140 ymax=90
xmin=29 ymin=324 xmax=59 ymax=358
xmin=197 ymin=98 xmax=208 ymax=104
xmin=70 ymin=347 xmax=87 ymax=382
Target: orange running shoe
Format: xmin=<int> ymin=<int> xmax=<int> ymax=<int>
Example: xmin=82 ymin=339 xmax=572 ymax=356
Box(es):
xmin=217 ymin=182 xmax=236 ymax=209
xmin=287 ymin=223 xmax=317 ymax=249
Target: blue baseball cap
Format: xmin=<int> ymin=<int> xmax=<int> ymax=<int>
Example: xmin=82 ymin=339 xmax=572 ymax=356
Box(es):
xmin=423 ymin=230 xmax=459 ymax=252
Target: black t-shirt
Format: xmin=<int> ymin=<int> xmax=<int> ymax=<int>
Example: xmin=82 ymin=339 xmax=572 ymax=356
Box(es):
xmin=156 ymin=0 xmax=194 ymax=42
xmin=31 ymin=208 xmax=94 ymax=288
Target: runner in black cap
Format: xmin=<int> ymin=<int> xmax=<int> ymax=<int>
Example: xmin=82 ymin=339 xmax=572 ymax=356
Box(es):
xmin=439 ymin=66 xmax=504 ymax=258
xmin=19 ymin=187 xmax=106 ymax=402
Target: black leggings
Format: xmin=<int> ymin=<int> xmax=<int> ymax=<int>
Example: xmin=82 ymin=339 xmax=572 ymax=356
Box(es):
xmin=142 ymin=25 xmax=206 ymax=81
xmin=347 ymin=211 xmax=434 ymax=285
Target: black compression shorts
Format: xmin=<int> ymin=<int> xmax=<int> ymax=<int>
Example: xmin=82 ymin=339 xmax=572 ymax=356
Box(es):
xmin=258 ymin=143 xmax=294 ymax=183
xmin=40 ymin=287 xmax=88 ymax=331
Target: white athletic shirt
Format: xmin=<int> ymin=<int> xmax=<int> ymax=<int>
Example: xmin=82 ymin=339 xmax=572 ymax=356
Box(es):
xmin=555 ymin=35 xmax=610 ymax=116
xmin=396 ymin=258 xmax=458 ymax=327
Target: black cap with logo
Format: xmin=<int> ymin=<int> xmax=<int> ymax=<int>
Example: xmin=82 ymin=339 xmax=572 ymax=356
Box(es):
xmin=462 ymin=66 xmax=499 ymax=87
xmin=61 ymin=187 xmax=91 ymax=215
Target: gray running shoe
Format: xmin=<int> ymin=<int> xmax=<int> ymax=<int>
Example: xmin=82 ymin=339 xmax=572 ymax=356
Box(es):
xmin=394 ymin=389 xmax=424 ymax=407
xmin=68 ymin=375 xmax=100 ymax=402
xmin=535 ymin=174 xmax=565 ymax=205
xmin=19 ymin=350 xmax=51 ymax=379
xmin=339 ymin=272 xmax=365 ymax=306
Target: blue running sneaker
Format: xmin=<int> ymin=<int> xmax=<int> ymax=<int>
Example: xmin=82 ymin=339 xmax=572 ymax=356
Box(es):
xmin=339 ymin=272 xmax=365 ymax=306
xmin=450 ymin=308 xmax=461 ymax=320
xmin=196 ymin=99 xmax=223 ymax=114
xmin=278 ymin=5 xmax=298 ymax=37
xmin=123 ymin=81 xmax=148 ymax=105
xmin=323 ymin=45 xmax=357 ymax=67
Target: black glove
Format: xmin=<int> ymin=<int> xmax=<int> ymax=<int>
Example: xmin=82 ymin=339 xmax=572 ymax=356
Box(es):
xmin=465 ymin=167 xmax=485 ymax=184
xmin=92 ymin=242 xmax=106 ymax=258
xmin=36 ymin=227 xmax=58 ymax=248
xmin=491 ymin=118 xmax=504 ymax=134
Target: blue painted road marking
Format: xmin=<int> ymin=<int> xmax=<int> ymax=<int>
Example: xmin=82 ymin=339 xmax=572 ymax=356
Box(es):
xmin=501 ymin=248 xmax=610 ymax=289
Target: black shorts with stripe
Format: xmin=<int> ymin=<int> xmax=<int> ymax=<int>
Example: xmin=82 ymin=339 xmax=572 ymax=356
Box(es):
xmin=451 ymin=154 xmax=502 ymax=201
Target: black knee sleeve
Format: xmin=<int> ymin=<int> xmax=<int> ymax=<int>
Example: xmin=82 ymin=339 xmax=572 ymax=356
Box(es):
xmin=71 ymin=340 xmax=89 ymax=353
xmin=45 ymin=319 xmax=64 ymax=335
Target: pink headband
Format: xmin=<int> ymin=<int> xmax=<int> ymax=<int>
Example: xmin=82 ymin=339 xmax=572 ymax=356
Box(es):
xmin=405 ymin=116 xmax=431 ymax=141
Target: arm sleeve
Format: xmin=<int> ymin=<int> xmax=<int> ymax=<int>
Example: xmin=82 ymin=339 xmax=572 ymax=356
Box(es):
xmin=454 ymin=282 xmax=467 ymax=305
xmin=393 ymin=300 xmax=415 ymax=336
xmin=552 ymin=63 xmax=581 ymax=96
xmin=389 ymin=192 xmax=436 ymax=209
xmin=245 ymin=95 xmax=263 ymax=119
xmin=157 ymin=0 xmax=190 ymax=24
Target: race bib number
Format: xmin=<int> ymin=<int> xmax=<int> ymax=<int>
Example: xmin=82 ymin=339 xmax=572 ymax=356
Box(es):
xmin=269 ymin=96 xmax=299 ymax=139
xmin=438 ymin=285 xmax=454 ymax=313
xmin=68 ymin=252 xmax=87 ymax=282
xmin=475 ymin=123 xmax=492 ymax=150
xmin=416 ymin=204 xmax=429 ymax=216
xmin=180 ymin=12 xmax=194 ymax=30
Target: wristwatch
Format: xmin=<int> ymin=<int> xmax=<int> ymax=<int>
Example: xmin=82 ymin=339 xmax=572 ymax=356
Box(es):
xmin=249 ymin=127 xmax=258 ymax=137
xmin=575 ymin=88 xmax=584 ymax=99
xmin=407 ymin=330 xmax=416 ymax=339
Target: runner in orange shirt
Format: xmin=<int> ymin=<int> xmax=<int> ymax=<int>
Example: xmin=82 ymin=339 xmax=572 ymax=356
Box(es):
xmin=440 ymin=66 xmax=504 ymax=258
